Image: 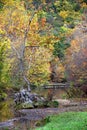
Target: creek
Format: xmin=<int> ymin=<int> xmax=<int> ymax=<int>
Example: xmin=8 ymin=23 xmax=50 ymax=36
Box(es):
xmin=0 ymin=88 xmax=68 ymax=130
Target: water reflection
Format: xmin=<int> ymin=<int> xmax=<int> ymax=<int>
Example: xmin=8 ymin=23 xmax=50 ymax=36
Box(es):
xmin=0 ymin=119 xmax=37 ymax=130
xmin=0 ymin=88 xmax=66 ymax=122
xmin=0 ymin=99 xmax=14 ymax=122
xmin=34 ymin=87 xmax=67 ymax=99
xmin=13 ymin=119 xmax=36 ymax=130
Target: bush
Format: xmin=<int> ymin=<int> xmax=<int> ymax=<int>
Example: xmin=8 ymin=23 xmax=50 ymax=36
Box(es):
xmin=47 ymin=101 xmax=59 ymax=108
xmin=0 ymin=93 xmax=7 ymax=101
xmin=66 ymin=86 xmax=84 ymax=98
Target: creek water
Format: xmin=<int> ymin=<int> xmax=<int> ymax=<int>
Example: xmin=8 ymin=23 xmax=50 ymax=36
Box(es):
xmin=0 ymin=99 xmax=14 ymax=122
xmin=0 ymin=88 xmax=67 ymax=130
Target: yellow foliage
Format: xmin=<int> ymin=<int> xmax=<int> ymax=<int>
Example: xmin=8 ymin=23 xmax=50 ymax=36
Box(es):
xmin=26 ymin=47 xmax=51 ymax=86
xmin=81 ymin=2 xmax=87 ymax=8
xmin=59 ymin=11 xmax=69 ymax=19
xmin=71 ymin=40 xmax=80 ymax=52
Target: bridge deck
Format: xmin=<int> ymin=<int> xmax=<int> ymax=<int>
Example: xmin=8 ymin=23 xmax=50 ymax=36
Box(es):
xmin=43 ymin=83 xmax=70 ymax=89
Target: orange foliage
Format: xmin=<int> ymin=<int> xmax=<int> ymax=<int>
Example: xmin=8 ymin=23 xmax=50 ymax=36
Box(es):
xmin=41 ymin=17 xmax=46 ymax=27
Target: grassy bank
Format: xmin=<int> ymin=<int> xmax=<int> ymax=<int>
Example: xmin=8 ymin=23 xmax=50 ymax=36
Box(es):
xmin=36 ymin=112 xmax=87 ymax=130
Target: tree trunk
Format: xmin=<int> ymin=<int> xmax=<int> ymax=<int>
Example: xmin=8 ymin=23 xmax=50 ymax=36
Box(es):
xmin=19 ymin=58 xmax=31 ymax=92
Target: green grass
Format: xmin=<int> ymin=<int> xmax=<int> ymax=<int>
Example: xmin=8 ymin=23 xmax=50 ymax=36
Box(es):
xmin=36 ymin=112 xmax=87 ymax=130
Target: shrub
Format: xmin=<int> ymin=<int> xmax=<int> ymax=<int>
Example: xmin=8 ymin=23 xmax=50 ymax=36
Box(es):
xmin=66 ymin=86 xmax=84 ymax=98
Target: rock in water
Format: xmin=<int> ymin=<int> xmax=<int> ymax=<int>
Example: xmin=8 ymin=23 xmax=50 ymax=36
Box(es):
xmin=14 ymin=89 xmax=47 ymax=109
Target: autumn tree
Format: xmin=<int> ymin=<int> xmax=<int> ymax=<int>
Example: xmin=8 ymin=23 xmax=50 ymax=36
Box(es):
xmin=51 ymin=0 xmax=87 ymax=82
xmin=0 ymin=0 xmax=53 ymax=90
xmin=25 ymin=46 xmax=51 ymax=86
xmin=0 ymin=1 xmax=38 ymax=91
xmin=65 ymin=22 xmax=87 ymax=86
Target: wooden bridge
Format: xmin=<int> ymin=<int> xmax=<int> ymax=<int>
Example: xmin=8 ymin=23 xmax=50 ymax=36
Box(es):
xmin=43 ymin=83 xmax=70 ymax=89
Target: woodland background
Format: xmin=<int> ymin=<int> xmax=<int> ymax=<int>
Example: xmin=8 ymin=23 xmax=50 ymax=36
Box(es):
xmin=0 ymin=0 xmax=87 ymax=99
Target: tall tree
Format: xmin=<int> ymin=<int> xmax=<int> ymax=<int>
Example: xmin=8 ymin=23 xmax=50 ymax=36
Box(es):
xmin=0 ymin=0 xmax=53 ymax=90
xmin=65 ymin=22 xmax=87 ymax=85
xmin=0 ymin=1 xmax=37 ymax=91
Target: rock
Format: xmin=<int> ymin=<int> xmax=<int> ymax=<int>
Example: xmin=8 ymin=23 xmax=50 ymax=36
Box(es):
xmin=14 ymin=89 xmax=58 ymax=109
xmin=21 ymin=101 xmax=34 ymax=109
xmin=14 ymin=89 xmax=30 ymax=104
xmin=14 ymin=89 xmax=47 ymax=109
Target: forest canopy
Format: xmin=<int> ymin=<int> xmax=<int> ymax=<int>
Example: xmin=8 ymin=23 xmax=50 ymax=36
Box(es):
xmin=0 ymin=0 xmax=87 ymax=93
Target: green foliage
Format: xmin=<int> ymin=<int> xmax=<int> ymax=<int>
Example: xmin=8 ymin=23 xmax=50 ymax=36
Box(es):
xmin=47 ymin=100 xmax=59 ymax=108
xmin=36 ymin=112 xmax=87 ymax=130
xmin=52 ymin=100 xmax=59 ymax=107
xmin=53 ymin=38 xmax=70 ymax=59
xmin=0 ymin=1 xmax=4 ymax=10
xmin=0 ymin=92 xmax=7 ymax=101
xmin=0 ymin=38 xmax=11 ymax=100
xmin=0 ymin=40 xmax=7 ymax=89
xmin=0 ymin=42 xmax=5 ymax=81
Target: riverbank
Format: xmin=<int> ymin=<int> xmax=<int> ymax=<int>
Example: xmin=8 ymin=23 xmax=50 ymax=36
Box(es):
xmin=0 ymin=99 xmax=87 ymax=129
xmin=36 ymin=112 xmax=87 ymax=130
